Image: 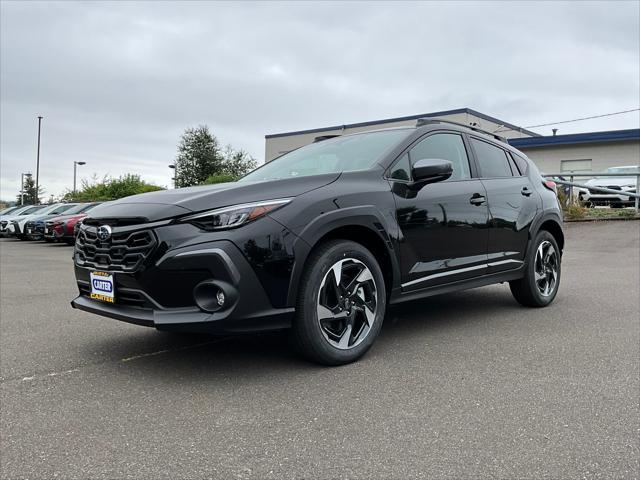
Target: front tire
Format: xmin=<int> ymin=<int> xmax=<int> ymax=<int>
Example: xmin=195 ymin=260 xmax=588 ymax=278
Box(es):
xmin=292 ymin=240 xmax=386 ymax=366
xmin=510 ymin=230 xmax=561 ymax=307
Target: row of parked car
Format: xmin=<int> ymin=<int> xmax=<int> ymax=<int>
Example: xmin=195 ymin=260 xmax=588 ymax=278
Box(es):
xmin=0 ymin=202 xmax=100 ymax=244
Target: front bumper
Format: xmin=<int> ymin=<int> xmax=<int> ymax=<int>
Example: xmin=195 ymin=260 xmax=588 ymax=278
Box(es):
xmin=71 ymin=220 xmax=297 ymax=334
xmin=25 ymin=222 xmax=45 ymax=239
xmin=580 ymin=188 xmax=636 ymax=205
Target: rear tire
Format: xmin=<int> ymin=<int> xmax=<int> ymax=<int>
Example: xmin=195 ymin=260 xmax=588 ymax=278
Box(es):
xmin=510 ymin=230 xmax=561 ymax=307
xmin=291 ymin=240 xmax=386 ymax=366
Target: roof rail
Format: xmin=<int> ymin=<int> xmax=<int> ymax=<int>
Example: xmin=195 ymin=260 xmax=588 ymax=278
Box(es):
xmin=416 ymin=118 xmax=508 ymax=143
xmin=313 ymin=134 xmax=342 ymax=143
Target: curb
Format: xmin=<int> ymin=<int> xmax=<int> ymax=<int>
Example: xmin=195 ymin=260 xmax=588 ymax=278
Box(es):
xmin=564 ymin=216 xmax=640 ymax=223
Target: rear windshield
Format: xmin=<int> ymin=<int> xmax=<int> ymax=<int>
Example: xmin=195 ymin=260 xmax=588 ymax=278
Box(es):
xmin=240 ymin=129 xmax=412 ymax=182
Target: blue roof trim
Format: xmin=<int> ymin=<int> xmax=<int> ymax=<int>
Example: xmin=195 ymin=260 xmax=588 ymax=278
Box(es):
xmin=509 ymin=128 xmax=640 ymax=149
xmin=265 ymin=107 xmax=540 ymax=139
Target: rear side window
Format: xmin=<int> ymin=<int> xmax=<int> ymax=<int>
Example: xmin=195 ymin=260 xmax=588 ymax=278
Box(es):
xmin=511 ymin=153 xmax=529 ymax=175
xmin=409 ymin=133 xmax=471 ymax=181
xmin=471 ymin=138 xmax=513 ymax=178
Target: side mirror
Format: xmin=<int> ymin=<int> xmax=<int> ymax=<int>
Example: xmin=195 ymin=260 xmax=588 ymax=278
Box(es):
xmin=411 ymin=158 xmax=453 ymax=187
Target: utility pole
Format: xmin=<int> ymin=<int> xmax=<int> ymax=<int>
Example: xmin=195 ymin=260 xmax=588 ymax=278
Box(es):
xmin=35 ymin=116 xmax=43 ymax=204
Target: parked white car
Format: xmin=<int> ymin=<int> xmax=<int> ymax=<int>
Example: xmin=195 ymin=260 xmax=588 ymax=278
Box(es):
xmin=9 ymin=203 xmax=78 ymax=239
xmin=0 ymin=205 xmax=46 ymax=236
xmin=577 ymin=166 xmax=639 ymax=207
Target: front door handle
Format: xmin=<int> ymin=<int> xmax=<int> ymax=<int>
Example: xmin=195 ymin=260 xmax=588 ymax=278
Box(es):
xmin=469 ymin=193 xmax=486 ymax=206
xmin=521 ymin=186 xmax=533 ymax=197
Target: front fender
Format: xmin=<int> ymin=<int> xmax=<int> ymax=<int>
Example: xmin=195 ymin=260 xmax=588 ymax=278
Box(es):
xmin=284 ymin=205 xmax=401 ymax=306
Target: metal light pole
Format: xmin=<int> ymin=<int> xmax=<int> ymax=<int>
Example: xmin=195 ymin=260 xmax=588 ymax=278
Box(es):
xmin=35 ymin=116 xmax=43 ymax=204
xmin=20 ymin=173 xmax=32 ymax=205
xmin=73 ymin=161 xmax=86 ymax=195
xmin=168 ymin=164 xmax=177 ymax=188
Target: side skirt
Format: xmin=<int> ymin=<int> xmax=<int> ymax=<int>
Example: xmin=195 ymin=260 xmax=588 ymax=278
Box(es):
xmin=389 ymin=267 xmax=525 ymax=305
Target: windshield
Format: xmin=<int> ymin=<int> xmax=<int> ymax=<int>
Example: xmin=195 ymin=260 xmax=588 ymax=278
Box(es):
xmin=19 ymin=206 xmax=44 ymax=215
xmin=59 ymin=203 xmax=88 ymax=215
xmin=48 ymin=204 xmax=76 ymax=215
xmin=240 ymin=128 xmax=412 ymax=182
xmin=0 ymin=207 xmax=19 ymax=215
xmin=605 ymin=166 xmax=639 ymax=174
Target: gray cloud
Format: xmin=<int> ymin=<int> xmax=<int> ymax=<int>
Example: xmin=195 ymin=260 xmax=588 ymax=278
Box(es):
xmin=1 ymin=0 xmax=638 ymax=199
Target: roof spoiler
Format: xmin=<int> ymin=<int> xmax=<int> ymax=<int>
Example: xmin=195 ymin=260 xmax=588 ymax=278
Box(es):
xmin=416 ymin=118 xmax=508 ymax=143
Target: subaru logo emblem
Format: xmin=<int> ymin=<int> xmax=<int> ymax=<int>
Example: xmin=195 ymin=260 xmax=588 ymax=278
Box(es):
xmin=97 ymin=225 xmax=112 ymax=241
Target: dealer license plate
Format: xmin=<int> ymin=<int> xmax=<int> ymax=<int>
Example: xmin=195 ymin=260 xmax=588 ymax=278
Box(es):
xmin=90 ymin=271 xmax=115 ymax=303
xmin=44 ymin=228 xmax=49 ymax=234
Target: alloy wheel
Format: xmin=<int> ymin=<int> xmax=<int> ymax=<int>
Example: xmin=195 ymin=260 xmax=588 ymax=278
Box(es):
xmin=317 ymin=258 xmax=378 ymax=350
xmin=534 ymin=240 xmax=558 ymax=297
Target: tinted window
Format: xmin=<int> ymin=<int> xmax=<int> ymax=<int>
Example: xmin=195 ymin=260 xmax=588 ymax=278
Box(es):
xmin=471 ymin=138 xmax=512 ymax=178
xmin=390 ymin=153 xmax=411 ymax=181
xmin=511 ymin=153 xmax=529 ymax=175
xmin=240 ymin=129 xmax=412 ymax=182
xmin=409 ymin=133 xmax=471 ymax=181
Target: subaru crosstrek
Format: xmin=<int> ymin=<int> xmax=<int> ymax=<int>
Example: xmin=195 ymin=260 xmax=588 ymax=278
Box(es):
xmin=71 ymin=120 xmax=564 ymax=365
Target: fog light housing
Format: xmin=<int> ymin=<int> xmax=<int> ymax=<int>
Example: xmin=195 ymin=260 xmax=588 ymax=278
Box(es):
xmin=193 ymin=280 xmax=237 ymax=313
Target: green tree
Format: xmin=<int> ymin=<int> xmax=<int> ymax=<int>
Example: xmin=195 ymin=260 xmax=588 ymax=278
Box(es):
xmin=16 ymin=175 xmax=44 ymax=205
xmin=221 ymin=145 xmax=258 ymax=178
xmin=174 ymin=126 xmax=224 ymax=187
xmin=174 ymin=126 xmax=258 ymax=187
xmin=63 ymin=174 xmax=164 ymax=202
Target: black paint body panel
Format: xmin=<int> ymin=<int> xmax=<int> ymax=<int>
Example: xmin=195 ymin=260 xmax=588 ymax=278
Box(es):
xmin=72 ymin=123 xmax=563 ymax=333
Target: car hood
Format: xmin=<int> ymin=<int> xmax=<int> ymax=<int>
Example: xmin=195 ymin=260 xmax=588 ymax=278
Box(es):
xmin=47 ymin=213 xmax=87 ymax=223
xmin=586 ymin=177 xmax=636 ymax=187
xmin=84 ymin=173 xmax=341 ymax=223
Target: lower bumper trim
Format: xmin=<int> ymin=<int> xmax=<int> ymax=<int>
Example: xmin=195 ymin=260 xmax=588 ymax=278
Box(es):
xmin=70 ymin=295 xmax=295 ymax=334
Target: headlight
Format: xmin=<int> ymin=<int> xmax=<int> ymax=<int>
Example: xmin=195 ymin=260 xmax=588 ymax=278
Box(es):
xmin=179 ymin=198 xmax=292 ymax=231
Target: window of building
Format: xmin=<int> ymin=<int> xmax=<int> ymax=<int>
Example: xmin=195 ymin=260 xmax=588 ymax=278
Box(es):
xmin=471 ymin=138 xmax=513 ymax=178
xmin=560 ymin=159 xmax=592 ymax=174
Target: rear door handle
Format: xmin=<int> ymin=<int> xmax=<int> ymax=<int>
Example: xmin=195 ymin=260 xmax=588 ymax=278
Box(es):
xmin=469 ymin=193 xmax=486 ymax=206
xmin=521 ymin=186 xmax=533 ymax=197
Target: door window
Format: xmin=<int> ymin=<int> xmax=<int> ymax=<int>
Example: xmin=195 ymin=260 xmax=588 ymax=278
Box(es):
xmin=471 ymin=138 xmax=513 ymax=178
xmin=409 ymin=133 xmax=471 ymax=181
xmin=389 ymin=153 xmax=411 ymax=181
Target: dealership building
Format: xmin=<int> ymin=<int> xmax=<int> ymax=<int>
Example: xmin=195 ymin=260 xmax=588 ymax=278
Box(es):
xmin=264 ymin=108 xmax=640 ymax=175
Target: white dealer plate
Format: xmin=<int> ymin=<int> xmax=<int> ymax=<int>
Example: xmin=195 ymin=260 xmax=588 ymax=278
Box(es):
xmin=90 ymin=271 xmax=115 ymax=303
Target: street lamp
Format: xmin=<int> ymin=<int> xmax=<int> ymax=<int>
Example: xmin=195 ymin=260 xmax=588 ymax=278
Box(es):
xmin=168 ymin=164 xmax=177 ymax=188
xmin=73 ymin=161 xmax=86 ymax=195
xmin=20 ymin=173 xmax=32 ymax=205
xmin=35 ymin=116 xmax=43 ymax=204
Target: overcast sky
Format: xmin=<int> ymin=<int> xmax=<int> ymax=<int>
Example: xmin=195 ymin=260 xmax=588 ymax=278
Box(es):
xmin=1 ymin=0 xmax=639 ymax=200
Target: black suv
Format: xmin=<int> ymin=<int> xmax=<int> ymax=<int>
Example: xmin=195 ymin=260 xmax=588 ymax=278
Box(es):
xmin=71 ymin=120 xmax=563 ymax=365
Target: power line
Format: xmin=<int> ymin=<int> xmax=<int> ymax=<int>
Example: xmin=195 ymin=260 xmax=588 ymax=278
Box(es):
xmin=495 ymin=108 xmax=640 ymax=133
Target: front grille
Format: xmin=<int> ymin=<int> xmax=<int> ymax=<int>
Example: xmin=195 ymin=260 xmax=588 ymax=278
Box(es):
xmin=75 ymin=227 xmax=157 ymax=272
xmin=589 ymin=186 xmax=622 ymax=194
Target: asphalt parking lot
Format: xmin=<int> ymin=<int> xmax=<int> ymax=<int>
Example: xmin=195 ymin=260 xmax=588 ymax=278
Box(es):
xmin=1 ymin=221 xmax=638 ymax=479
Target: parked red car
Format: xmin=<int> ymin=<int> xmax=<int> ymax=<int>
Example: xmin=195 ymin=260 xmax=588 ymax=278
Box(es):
xmin=44 ymin=203 xmax=100 ymax=244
